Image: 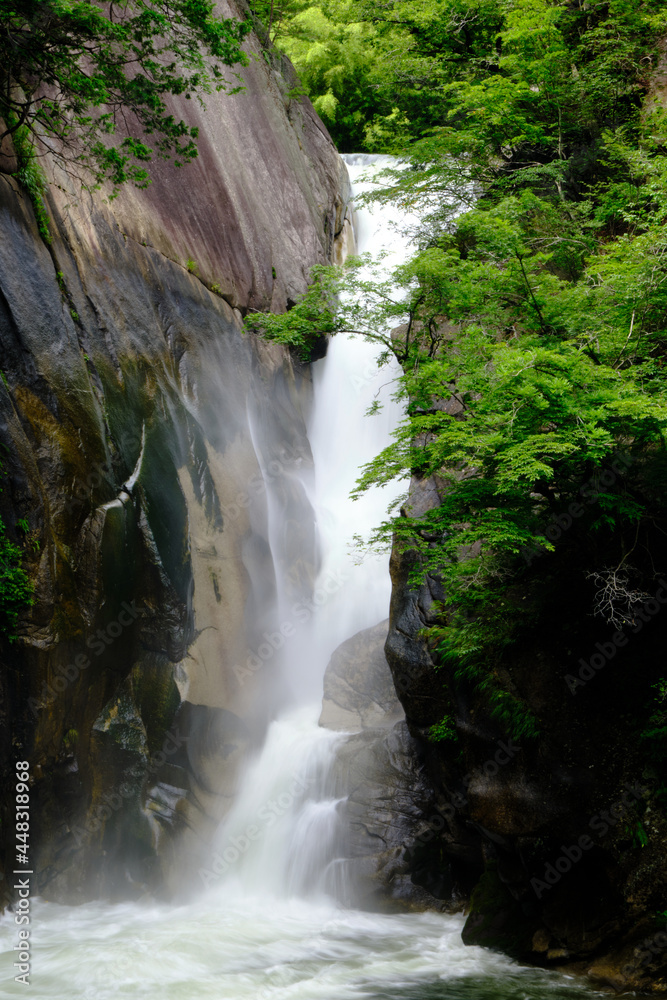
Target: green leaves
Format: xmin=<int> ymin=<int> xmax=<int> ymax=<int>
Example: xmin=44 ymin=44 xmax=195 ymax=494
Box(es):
xmin=264 ymin=0 xmax=658 ymax=155
xmin=0 ymin=516 xmax=33 ymax=641
xmin=244 ymin=264 xmax=342 ymax=359
xmin=245 ymin=255 xmax=413 ymax=360
xmin=0 ymin=0 xmax=251 ymax=193
xmin=0 ymin=459 xmax=33 ymax=641
xmin=427 ymin=714 xmax=457 ymax=742
xmin=255 ymin=0 xmax=495 ymax=150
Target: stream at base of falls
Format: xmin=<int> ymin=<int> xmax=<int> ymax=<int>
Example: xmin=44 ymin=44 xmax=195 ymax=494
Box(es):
xmin=0 ymin=157 xmax=607 ymax=1000
xmin=1 ymin=894 xmax=604 ymax=1000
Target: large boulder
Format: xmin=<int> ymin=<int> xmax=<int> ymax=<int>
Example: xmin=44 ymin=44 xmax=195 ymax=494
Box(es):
xmin=319 ymin=620 xmax=404 ymax=731
xmin=319 ymin=620 xmax=473 ymax=910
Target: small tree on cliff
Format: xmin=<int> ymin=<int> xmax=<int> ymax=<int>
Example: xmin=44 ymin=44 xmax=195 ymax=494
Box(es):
xmin=0 ymin=0 xmax=251 ymax=193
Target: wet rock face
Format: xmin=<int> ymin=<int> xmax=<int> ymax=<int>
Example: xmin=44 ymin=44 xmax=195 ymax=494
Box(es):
xmin=319 ymin=620 xmax=404 ymax=731
xmin=48 ymin=0 xmax=350 ymax=316
xmin=383 ymin=475 xmax=667 ymax=990
xmin=0 ymin=19 xmax=348 ymax=906
xmin=320 ymin=621 xmax=477 ymax=911
xmin=332 ymin=721 xmax=445 ymax=911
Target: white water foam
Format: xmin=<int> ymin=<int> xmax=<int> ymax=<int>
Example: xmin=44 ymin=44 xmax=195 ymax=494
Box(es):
xmin=2 ymin=893 xmax=589 ymax=1000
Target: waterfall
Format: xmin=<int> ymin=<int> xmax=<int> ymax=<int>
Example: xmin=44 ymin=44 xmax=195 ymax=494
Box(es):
xmin=301 ymin=155 xmax=410 ymax=676
xmin=201 ymin=154 xmax=411 ymax=901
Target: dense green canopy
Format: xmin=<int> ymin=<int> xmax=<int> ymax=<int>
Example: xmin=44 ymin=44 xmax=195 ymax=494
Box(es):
xmin=255 ymin=0 xmax=666 ymax=152
xmin=250 ymin=0 xmax=667 ymax=738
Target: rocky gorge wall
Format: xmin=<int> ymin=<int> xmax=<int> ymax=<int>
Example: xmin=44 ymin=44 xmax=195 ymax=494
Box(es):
xmin=318 ymin=471 xmax=667 ymax=988
xmin=380 ymin=470 xmax=667 ymax=992
xmin=0 ymin=4 xmax=350 ymax=905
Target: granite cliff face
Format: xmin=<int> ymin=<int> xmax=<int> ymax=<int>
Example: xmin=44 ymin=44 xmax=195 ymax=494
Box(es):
xmin=0 ymin=8 xmax=349 ymax=905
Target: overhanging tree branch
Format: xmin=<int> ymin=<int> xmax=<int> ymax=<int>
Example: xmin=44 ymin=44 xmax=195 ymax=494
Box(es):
xmin=0 ymin=0 xmax=252 ymax=193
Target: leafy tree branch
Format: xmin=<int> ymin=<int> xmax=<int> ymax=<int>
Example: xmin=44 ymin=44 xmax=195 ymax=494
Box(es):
xmin=0 ymin=0 xmax=252 ymax=193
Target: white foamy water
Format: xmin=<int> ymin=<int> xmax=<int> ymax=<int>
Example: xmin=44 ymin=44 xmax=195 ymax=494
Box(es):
xmin=0 ymin=156 xmax=604 ymax=1000
xmin=206 ymin=704 xmax=344 ymax=898
xmin=1 ymin=893 xmax=599 ymax=1000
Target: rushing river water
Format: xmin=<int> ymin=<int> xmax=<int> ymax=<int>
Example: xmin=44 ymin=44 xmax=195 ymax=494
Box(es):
xmin=0 ymin=893 xmax=604 ymax=1000
xmin=0 ymin=157 xmax=607 ymax=1000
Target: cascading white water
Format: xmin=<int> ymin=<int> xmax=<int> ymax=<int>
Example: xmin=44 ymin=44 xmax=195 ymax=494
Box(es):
xmin=0 ymin=156 xmax=603 ymax=1000
xmin=263 ymin=154 xmax=411 ymax=707
xmin=205 ymin=154 xmax=412 ymax=900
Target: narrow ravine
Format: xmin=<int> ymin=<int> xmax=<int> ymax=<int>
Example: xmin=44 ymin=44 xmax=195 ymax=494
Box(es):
xmin=0 ymin=157 xmax=606 ymax=1000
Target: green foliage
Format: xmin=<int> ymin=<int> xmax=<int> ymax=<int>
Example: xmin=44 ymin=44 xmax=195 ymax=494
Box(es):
xmin=0 ymin=459 xmax=34 ymax=640
xmin=0 ymin=514 xmax=33 ymax=642
xmin=245 ymin=263 xmax=343 ymax=359
xmin=263 ymin=0 xmax=601 ymax=151
xmin=11 ymin=119 xmax=51 ymax=242
xmin=63 ymin=728 xmax=79 ymax=751
xmin=427 ymin=609 xmax=541 ymax=740
xmin=263 ymin=0 xmax=666 ymax=156
xmin=0 ymin=1 xmax=252 ymax=194
xmin=272 ymin=5 xmax=388 ymax=150
xmin=427 ymin=714 xmax=457 ymax=743
xmin=254 ymin=0 xmax=667 ymax=739
xmin=255 ymin=0 xmax=508 ymax=151
xmin=627 ymin=821 xmax=649 ymax=849
xmin=16 ymin=517 xmax=39 ymax=553
xmin=348 ymin=193 xmax=667 ymax=714
xmin=255 ymin=195 xmax=667 ymax=733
